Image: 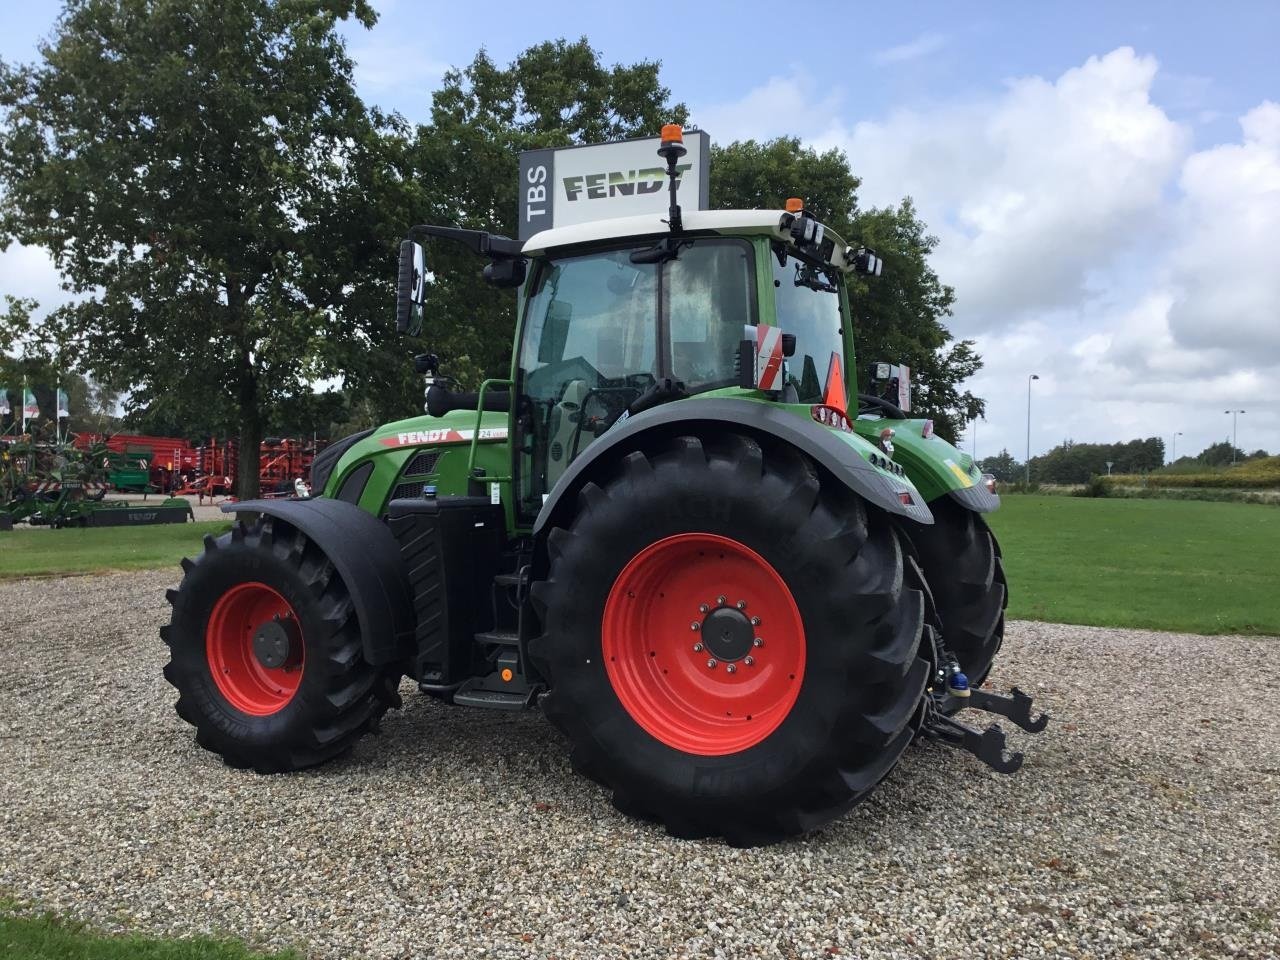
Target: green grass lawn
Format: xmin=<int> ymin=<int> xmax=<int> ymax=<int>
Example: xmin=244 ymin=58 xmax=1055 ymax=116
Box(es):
xmin=0 ymin=912 xmax=297 ymax=960
xmin=2 ymin=497 xmax=1276 ymax=635
xmin=988 ymin=495 xmax=1280 ymax=635
xmin=0 ymin=521 xmax=231 ymax=579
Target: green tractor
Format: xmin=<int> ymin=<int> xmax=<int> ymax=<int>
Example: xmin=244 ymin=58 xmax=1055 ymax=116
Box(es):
xmin=163 ymin=128 xmax=1045 ymax=845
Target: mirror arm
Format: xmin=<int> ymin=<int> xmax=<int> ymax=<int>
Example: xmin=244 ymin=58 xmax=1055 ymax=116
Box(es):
xmin=406 ymin=224 xmax=524 ymax=261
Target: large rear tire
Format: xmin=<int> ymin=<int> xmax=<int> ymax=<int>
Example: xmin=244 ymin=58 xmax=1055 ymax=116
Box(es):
xmin=161 ymin=517 xmax=400 ymax=772
xmin=907 ymin=498 xmax=1007 ymax=684
xmin=530 ymin=434 xmax=930 ymax=846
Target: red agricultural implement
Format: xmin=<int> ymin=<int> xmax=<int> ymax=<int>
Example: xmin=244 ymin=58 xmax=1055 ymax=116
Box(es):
xmin=73 ymin=433 xmax=329 ymax=497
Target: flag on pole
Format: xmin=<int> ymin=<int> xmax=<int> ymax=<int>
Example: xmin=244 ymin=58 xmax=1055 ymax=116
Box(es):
xmin=23 ymin=389 xmax=39 ymax=419
xmin=0 ymin=388 xmax=10 ymax=417
xmin=57 ymin=388 xmax=70 ymax=419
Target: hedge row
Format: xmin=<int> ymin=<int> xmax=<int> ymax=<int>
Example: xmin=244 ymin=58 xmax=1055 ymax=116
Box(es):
xmin=1108 ymin=457 xmax=1280 ymax=490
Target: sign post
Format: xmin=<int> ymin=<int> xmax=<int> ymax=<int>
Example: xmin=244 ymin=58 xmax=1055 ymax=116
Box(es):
xmin=518 ymin=131 xmax=711 ymax=240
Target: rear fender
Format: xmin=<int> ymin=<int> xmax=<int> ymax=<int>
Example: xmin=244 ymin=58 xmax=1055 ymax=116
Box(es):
xmin=222 ymin=498 xmax=414 ymax=667
xmin=533 ymin=397 xmax=933 ymax=538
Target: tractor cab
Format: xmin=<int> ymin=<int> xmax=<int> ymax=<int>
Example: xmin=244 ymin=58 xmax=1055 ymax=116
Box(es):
xmin=510 ymin=208 xmax=871 ymax=519
xmin=395 ymin=125 xmax=886 ymax=526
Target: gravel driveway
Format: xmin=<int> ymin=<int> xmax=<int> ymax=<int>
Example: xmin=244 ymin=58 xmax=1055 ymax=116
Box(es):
xmin=1 ymin=570 xmax=1277 ymax=959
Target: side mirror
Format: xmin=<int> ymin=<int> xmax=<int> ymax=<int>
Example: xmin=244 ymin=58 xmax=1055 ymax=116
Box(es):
xmin=396 ymin=240 xmax=426 ymax=335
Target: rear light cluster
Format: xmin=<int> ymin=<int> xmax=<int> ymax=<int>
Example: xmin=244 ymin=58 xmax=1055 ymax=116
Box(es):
xmin=809 ymin=405 xmax=908 ymax=478
xmin=810 ymin=404 xmax=852 ymax=433
xmin=868 ymin=453 xmax=906 ymax=477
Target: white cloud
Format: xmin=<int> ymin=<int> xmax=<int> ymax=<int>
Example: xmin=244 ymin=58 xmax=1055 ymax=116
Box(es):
xmin=1166 ymin=101 xmax=1280 ymax=363
xmin=830 ymin=48 xmax=1189 ymax=329
xmin=706 ymin=48 xmax=1279 ymax=458
xmin=693 ymin=74 xmax=843 ymax=145
xmin=872 ymin=33 xmax=947 ymax=65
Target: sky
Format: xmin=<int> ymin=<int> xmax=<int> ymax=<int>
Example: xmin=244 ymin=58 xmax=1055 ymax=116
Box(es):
xmin=1 ymin=0 xmax=1277 ymax=462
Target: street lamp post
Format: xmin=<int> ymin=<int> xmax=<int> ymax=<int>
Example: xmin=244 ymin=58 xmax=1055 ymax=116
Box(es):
xmin=1025 ymin=374 xmax=1040 ymax=486
xmin=1224 ymin=410 xmax=1245 ymax=463
xmin=1171 ymin=431 xmax=1182 ymax=463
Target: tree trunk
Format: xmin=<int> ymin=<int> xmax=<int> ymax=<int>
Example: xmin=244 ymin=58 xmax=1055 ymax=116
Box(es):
xmin=237 ymin=394 xmax=262 ymax=500
xmin=229 ymin=280 xmax=261 ymax=500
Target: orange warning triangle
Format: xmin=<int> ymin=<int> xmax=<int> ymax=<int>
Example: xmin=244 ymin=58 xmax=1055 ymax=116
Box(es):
xmin=823 ymin=353 xmax=846 ymax=412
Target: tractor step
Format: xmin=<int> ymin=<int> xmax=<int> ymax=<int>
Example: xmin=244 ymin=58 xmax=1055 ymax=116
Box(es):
xmin=452 ymin=687 xmax=537 ymax=711
xmin=474 ymin=629 xmax=519 ymax=647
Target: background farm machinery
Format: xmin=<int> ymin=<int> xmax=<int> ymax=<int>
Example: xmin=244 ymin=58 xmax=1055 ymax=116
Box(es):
xmin=0 ymin=434 xmax=191 ymax=529
xmin=67 ymin=433 xmax=328 ymax=499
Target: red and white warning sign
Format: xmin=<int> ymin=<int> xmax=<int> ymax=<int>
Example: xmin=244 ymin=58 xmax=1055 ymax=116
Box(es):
xmin=755 ymin=325 xmax=784 ymax=392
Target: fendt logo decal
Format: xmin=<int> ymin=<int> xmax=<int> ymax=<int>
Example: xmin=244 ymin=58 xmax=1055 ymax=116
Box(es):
xmin=562 ymin=164 xmax=692 ymax=202
xmin=379 ymin=428 xmax=509 ymax=448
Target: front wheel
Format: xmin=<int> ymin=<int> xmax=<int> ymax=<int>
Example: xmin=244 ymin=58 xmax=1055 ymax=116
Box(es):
xmin=907 ymin=498 xmax=1007 ymax=684
xmin=530 ymin=434 xmax=931 ymax=846
xmin=161 ymin=518 xmax=400 ymax=772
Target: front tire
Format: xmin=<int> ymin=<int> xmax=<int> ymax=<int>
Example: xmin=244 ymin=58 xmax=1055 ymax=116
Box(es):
xmin=907 ymin=499 xmax=1007 ymax=684
xmin=530 ymin=434 xmax=930 ymax=846
xmin=162 ymin=517 xmax=400 ymax=772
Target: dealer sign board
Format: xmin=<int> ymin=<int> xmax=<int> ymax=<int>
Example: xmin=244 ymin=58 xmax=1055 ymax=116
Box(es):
xmin=518 ymin=130 xmax=711 ymax=240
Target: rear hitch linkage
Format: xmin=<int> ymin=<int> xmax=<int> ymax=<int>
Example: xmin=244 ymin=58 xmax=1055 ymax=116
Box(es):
xmin=922 ymin=687 xmax=1050 ymax=775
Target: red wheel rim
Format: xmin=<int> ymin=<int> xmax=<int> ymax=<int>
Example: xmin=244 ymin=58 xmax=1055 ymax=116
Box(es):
xmin=205 ymin=582 xmax=304 ymax=716
xmin=602 ymin=533 xmax=805 ymax=755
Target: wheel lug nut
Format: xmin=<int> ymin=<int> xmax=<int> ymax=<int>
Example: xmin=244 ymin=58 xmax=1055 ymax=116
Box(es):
xmin=744 ymin=655 xmax=755 ymax=666
xmin=750 ymin=616 xmax=761 ymax=626
xmin=706 ymin=659 xmax=717 ymax=669
xmin=726 ymin=663 xmax=737 ymax=674
xmin=716 ymin=595 xmax=727 ymax=606
xmin=691 ymin=622 xmax=700 ymax=631
xmin=693 ymin=642 xmax=704 ymax=653
xmin=736 ymin=600 xmax=747 ymax=610
xmin=699 ymin=603 xmax=710 ymax=614
xmin=753 ymin=638 xmax=764 ymax=648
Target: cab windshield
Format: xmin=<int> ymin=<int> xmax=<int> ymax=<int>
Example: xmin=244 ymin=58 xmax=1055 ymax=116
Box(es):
xmin=515 ymin=238 xmax=754 ymax=517
xmin=772 ymin=243 xmax=846 ymax=404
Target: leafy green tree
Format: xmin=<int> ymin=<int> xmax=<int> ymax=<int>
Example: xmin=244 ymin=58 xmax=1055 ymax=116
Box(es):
xmin=710 ymin=139 xmax=982 ymax=440
xmin=979 ymin=448 xmax=1021 ymax=483
xmin=1196 ymin=440 xmax=1247 ymax=467
xmin=367 ymin=39 xmax=689 ymax=419
xmin=1028 ymin=437 xmax=1165 ymax=483
xmin=0 ymin=0 xmax=397 ymax=497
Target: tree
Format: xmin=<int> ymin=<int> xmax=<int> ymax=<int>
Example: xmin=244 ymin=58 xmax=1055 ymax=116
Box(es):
xmin=979 ymin=449 xmax=1021 ymax=483
xmin=710 ymin=139 xmax=983 ymax=440
xmin=0 ymin=0 xmax=396 ymax=497
xmin=348 ymin=39 xmax=689 ymax=418
xmin=1028 ymin=437 xmax=1165 ymax=484
xmin=1196 ymin=440 xmax=1247 ymax=467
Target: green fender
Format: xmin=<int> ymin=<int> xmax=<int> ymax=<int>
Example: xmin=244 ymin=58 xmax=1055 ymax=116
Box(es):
xmin=855 ymin=417 xmax=1001 ymax=513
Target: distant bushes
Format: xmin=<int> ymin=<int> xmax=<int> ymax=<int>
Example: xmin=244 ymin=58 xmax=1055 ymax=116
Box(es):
xmin=1109 ymin=456 xmax=1280 ymax=490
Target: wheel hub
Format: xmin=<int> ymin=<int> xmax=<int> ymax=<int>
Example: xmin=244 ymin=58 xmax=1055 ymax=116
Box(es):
xmin=701 ymin=607 xmax=753 ymax=662
xmin=601 ymin=533 xmax=806 ymax=756
xmin=252 ymin=615 xmax=300 ymax=670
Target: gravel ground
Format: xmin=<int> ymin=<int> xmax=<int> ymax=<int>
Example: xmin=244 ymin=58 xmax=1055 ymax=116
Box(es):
xmin=1 ymin=570 xmax=1277 ymax=960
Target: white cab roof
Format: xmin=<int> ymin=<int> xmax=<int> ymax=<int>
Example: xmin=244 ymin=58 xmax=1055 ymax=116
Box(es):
xmin=522 ymin=209 xmax=851 ymax=269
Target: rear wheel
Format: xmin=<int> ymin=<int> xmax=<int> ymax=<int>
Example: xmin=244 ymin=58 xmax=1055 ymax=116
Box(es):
xmin=162 ymin=518 xmax=400 ymax=772
xmin=907 ymin=498 xmax=1007 ymax=684
xmin=530 ymin=434 xmax=930 ymax=846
